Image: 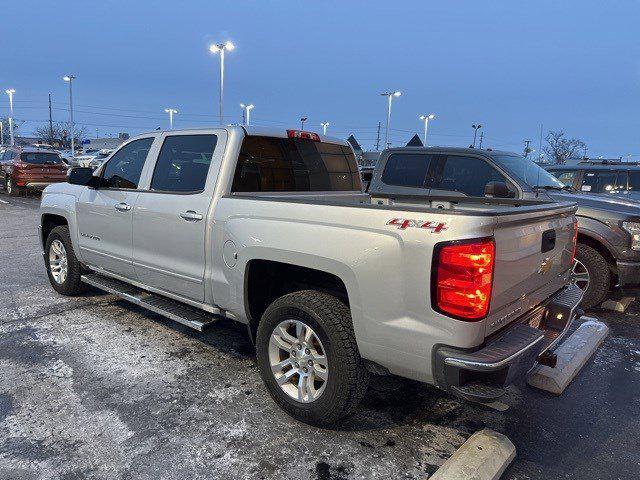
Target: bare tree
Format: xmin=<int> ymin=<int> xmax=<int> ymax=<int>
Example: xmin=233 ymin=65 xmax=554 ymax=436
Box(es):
xmin=34 ymin=121 xmax=86 ymax=148
xmin=543 ymin=130 xmax=586 ymax=164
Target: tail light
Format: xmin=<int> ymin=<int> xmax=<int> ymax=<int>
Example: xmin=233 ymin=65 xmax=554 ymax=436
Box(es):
xmin=570 ymin=220 xmax=578 ymax=264
xmin=432 ymin=237 xmax=495 ymax=320
xmin=287 ymin=130 xmax=320 ymax=141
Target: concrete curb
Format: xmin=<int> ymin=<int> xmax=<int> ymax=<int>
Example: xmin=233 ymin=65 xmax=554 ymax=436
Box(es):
xmin=602 ymin=297 xmax=634 ymax=313
xmin=527 ymin=318 xmax=608 ymax=395
xmin=430 ymin=429 xmax=515 ymax=480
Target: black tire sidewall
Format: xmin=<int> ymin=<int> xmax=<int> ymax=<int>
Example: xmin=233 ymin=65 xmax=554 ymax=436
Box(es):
xmin=575 ymin=243 xmax=610 ymax=308
xmin=256 ymin=292 xmax=364 ymax=426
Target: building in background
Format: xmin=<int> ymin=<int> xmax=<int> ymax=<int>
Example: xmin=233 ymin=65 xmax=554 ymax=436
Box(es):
xmin=82 ymin=132 xmax=129 ymax=152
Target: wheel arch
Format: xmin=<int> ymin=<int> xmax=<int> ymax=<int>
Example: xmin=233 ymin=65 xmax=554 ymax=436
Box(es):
xmin=243 ymin=257 xmax=359 ymax=345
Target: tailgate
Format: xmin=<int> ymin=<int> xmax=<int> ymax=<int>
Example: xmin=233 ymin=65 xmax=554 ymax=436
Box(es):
xmin=485 ymin=202 xmax=577 ymax=336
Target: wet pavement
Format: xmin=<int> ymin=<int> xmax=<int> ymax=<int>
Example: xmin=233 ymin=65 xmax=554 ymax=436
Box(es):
xmin=1 ymin=194 xmax=638 ymax=479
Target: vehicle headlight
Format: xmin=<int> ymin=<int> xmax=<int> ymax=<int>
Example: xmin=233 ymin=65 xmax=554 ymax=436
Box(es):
xmin=622 ymin=221 xmax=640 ymax=251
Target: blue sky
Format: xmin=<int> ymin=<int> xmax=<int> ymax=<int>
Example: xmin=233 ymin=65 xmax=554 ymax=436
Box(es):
xmin=1 ymin=0 xmax=639 ymax=158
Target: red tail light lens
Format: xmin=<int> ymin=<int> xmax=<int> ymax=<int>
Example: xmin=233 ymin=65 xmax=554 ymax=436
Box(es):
xmin=433 ymin=238 xmax=495 ymax=320
xmin=570 ymin=220 xmax=578 ymax=264
xmin=287 ymin=130 xmax=320 ymax=141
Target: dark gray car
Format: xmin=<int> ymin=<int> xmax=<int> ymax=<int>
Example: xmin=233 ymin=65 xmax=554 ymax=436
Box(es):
xmin=545 ymin=162 xmax=640 ymax=202
xmin=367 ymin=147 xmax=640 ymax=308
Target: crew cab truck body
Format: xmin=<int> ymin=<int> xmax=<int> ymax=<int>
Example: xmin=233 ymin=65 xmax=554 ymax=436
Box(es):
xmin=41 ymin=127 xmax=581 ymax=425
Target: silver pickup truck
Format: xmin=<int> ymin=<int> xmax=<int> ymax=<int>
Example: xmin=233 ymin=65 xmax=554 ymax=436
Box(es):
xmin=40 ymin=126 xmax=582 ymax=426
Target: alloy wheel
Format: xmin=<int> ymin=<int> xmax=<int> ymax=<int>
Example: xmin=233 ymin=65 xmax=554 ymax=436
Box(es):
xmin=49 ymin=239 xmax=68 ymax=284
xmin=268 ymin=319 xmax=329 ymax=403
xmin=571 ymin=258 xmax=590 ymax=292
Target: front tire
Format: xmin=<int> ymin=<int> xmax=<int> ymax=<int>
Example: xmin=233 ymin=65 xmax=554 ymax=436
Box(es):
xmin=45 ymin=225 xmax=87 ymax=296
xmin=256 ymin=290 xmax=369 ymax=427
xmin=573 ymin=243 xmax=611 ymax=309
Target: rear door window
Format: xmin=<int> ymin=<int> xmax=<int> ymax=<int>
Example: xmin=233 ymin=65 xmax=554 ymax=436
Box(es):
xmin=381 ymin=153 xmax=432 ymax=188
xmin=433 ymin=155 xmax=507 ymax=197
xmin=150 ymin=134 xmax=218 ymax=193
xmin=581 ymin=170 xmax=619 ymax=193
xmin=101 ymin=137 xmax=154 ymax=189
xmin=232 ymin=136 xmax=360 ymax=192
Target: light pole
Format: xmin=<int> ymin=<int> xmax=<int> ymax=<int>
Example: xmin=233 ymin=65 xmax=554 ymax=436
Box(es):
xmin=63 ymin=76 xmax=76 ymax=156
xmin=381 ymin=91 xmax=401 ymax=148
xmin=240 ymin=103 xmax=254 ymax=126
xmin=209 ymin=41 xmax=235 ymax=125
xmin=0 ymin=120 xmax=3 ymax=145
xmin=471 ymin=124 xmax=482 ymax=148
xmin=419 ymin=114 xmax=435 ymax=146
xmin=300 ymin=117 xmax=307 ymax=130
xmin=5 ymin=89 xmax=15 ymax=146
xmin=320 ymin=122 xmax=330 ymax=135
xmin=164 ymin=108 xmax=178 ymax=129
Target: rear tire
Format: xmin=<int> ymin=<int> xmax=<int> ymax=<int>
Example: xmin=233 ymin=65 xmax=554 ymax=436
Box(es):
xmin=573 ymin=243 xmax=610 ymax=309
xmin=256 ymin=290 xmax=369 ymax=427
xmin=45 ymin=225 xmax=87 ymax=296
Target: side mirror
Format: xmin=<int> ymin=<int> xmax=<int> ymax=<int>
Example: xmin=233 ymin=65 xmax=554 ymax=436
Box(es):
xmin=68 ymin=167 xmax=99 ymax=188
xmin=485 ymin=181 xmax=515 ymax=198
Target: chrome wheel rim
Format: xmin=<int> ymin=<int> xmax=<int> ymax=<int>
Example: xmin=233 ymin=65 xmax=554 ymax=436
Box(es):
xmin=49 ymin=240 xmax=68 ymax=284
xmin=571 ymin=258 xmax=590 ymax=292
xmin=268 ymin=319 xmax=328 ymax=403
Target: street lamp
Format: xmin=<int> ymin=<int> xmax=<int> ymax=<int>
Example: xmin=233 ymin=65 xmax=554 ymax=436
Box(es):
xmin=63 ymin=76 xmax=76 ymax=156
xmin=471 ymin=124 xmax=482 ymax=148
xmin=5 ymin=88 xmax=15 ymax=146
xmin=381 ymin=91 xmax=401 ymax=148
xmin=164 ymin=108 xmax=178 ymax=130
xmin=320 ymin=122 xmax=330 ymax=135
xmin=240 ymin=103 xmax=254 ymax=126
xmin=418 ymin=114 xmax=435 ymax=146
xmin=300 ymin=117 xmax=307 ymax=129
xmin=209 ymin=41 xmax=235 ymax=125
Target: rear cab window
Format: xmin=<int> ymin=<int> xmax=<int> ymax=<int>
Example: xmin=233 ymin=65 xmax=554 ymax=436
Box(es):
xmin=231 ymin=136 xmax=360 ymax=192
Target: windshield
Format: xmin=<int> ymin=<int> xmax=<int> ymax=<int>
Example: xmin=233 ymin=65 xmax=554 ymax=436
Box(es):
xmin=20 ymin=152 xmax=62 ymax=164
xmin=493 ymin=154 xmax=564 ymax=189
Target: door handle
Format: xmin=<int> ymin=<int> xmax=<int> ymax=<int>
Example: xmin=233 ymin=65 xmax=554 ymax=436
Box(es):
xmin=180 ymin=210 xmax=203 ymax=221
xmin=114 ymin=202 xmax=131 ymax=212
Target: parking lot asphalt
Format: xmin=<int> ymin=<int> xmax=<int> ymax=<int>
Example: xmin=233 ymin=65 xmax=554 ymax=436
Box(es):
xmin=1 ymin=194 xmax=639 ymax=480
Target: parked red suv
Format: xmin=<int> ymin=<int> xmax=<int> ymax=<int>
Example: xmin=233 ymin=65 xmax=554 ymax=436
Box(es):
xmin=1 ymin=147 xmax=68 ymax=196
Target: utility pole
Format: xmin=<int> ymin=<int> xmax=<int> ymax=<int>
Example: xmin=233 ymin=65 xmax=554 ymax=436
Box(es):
xmin=375 ymin=122 xmax=381 ymax=151
xmin=48 ymin=93 xmax=54 ymax=144
xmin=538 ymin=123 xmax=543 ymax=161
xmin=479 ymin=132 xmax=484 ymax=148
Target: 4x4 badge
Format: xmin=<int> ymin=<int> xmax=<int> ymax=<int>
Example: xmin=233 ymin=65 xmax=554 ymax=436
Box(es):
xmin=387 ymin=218 xmax=448 ymax=233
